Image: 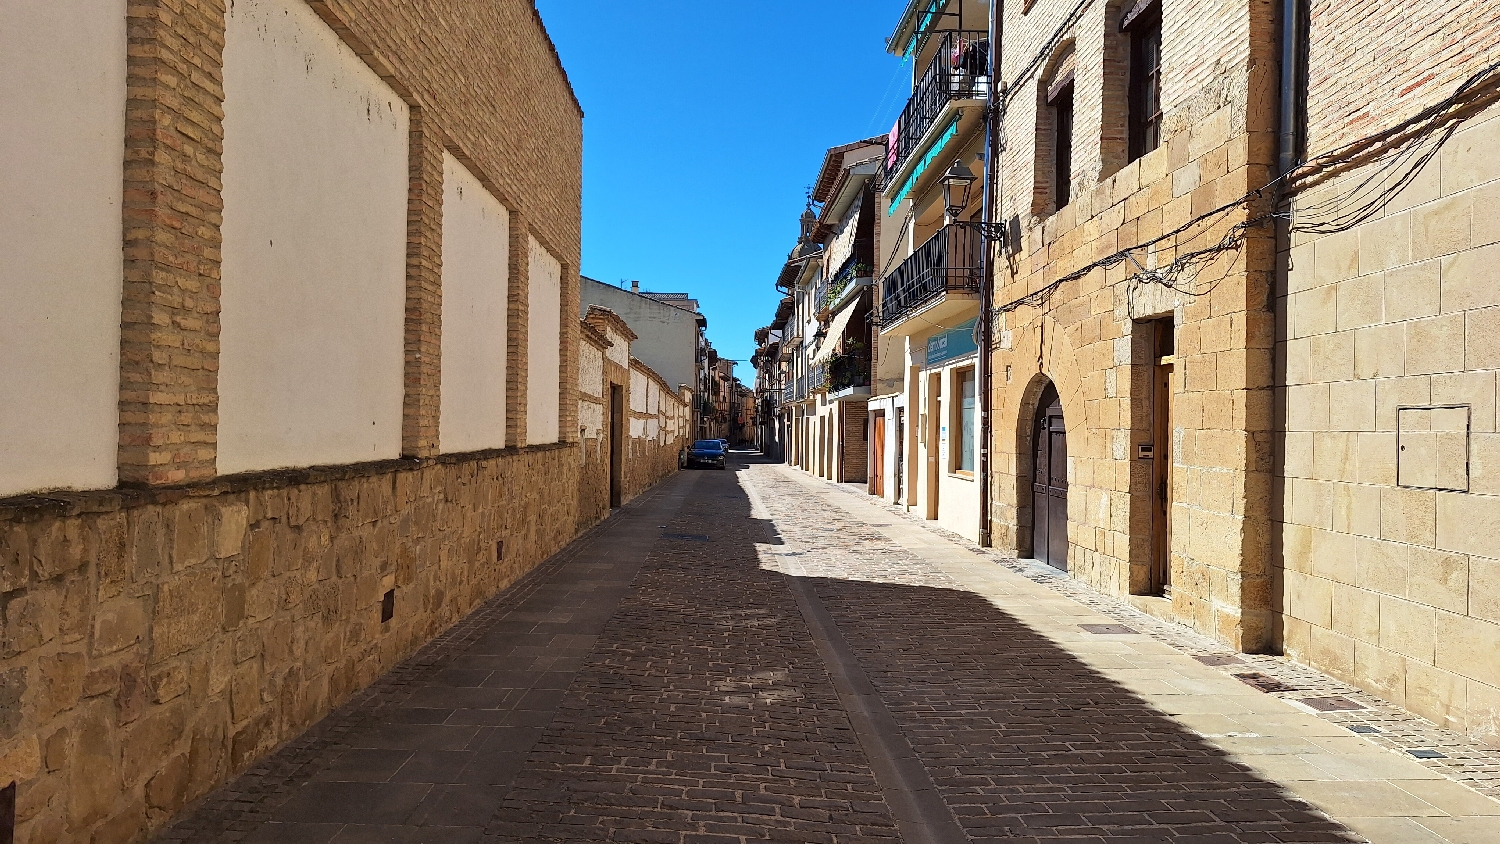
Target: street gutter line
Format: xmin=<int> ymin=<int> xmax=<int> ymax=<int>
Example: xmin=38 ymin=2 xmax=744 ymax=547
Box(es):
xmin=740 ymin=472 xmax=971 ymax=844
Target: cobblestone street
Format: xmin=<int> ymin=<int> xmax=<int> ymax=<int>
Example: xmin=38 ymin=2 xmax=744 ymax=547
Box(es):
xmin=155 ymin=455 xmax=1500 ymax=844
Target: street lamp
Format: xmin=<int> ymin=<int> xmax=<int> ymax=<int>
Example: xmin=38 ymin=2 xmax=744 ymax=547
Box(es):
xmin=941 ymin=158 xmax=978 ymax=222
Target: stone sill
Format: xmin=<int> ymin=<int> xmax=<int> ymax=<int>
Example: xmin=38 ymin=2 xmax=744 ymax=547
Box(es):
xmin=0 ymin=442 xmax=576 ymax=522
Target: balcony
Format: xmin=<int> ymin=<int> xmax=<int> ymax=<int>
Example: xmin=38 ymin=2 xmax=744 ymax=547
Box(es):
xmin=887 ymin=30 xmax=989 ymax=177
xmin=880 ymin=221 xmax=984 ymax=334
xmin=827 ymin=353 xmax=872 ymax=402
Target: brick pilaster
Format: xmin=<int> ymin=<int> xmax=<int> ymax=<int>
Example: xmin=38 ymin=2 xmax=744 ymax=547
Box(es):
xmin=403 ymin=109 xmax=444 ymax=458
xmin=119 ymin=0 xmax=228 ymax=486
xmin=558 ymin=263 xmax=580 ymax=444
xmin=507 ymin=216 xmax=531 ymax=448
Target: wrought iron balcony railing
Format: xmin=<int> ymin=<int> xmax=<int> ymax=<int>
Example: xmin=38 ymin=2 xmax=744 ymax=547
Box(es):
xmin=810 ymin=363 xmax=830 ymax=394
xmin=887 ymin=30 xmax=990 ymax=174
xmin=880 ymin=221 xmax=985 ymax=328
xmin=829 ymin=353 xmax=871 ymax=393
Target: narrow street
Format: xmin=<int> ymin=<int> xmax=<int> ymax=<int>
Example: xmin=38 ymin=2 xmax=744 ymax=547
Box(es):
xmin=154 ymin=454 xmax=1500 ymax=844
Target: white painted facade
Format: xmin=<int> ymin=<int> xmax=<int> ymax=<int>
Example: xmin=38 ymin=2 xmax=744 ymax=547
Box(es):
xmin=438 ymin=153 xmax=510 ymax=454
xmin=0 ymin=0 xmax=127 ymax=496
xmin=217 ymin=0 xmax=410 ymax=474
xmin=526 ymin=237 xmax=562 ymax=445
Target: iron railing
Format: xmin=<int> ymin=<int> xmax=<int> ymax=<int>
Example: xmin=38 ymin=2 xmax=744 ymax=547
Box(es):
xmin=887 ymin=30 xmax=990 ymax=174
xmin=810 ymin=363 xmax=830 ymax=394
xmin=829 ymin=353 xmax=871 ymax=393
xmin=880 ymin=221 xmax=985 ymax=327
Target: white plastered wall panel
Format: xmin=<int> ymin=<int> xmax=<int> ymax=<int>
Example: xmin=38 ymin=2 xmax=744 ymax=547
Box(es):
xmin=579 ymin=341 xmax=604 ymax=400
xmin=527 ymin=237 xmax=562 ymax=444
xmin=439 ymin=152 xmax=510 ymax=454
xmin=218 ymin=0 xmax=410 ymax=474
xmin=0 ymin=0 xmax=126 ymax=496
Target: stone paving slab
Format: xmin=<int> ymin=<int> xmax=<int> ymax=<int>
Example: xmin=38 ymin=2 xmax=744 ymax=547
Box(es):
xmin=156 ymin=479 xmax=693 ymax=843
xmin=156 ymin=453 xmax=1498 ymax=844
xmin=767 ymin=464 xmax=1500 ymax=844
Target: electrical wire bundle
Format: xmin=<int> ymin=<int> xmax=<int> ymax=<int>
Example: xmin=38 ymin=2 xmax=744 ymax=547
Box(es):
xmin=989 ymin=57 xmax=1500 ymax=325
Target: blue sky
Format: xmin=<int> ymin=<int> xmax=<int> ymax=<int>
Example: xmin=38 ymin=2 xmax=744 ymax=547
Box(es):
xmin=534 ymin=0 xmax=909 ymax=380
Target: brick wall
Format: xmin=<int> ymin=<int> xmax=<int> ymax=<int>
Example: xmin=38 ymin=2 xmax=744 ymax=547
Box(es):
xmin=0 ymin=1 xmax=587 ymax=840
xmin=990 ymin=0 xmax=1280 ymax=650
xmin=1277 ymin=53 xmax=1500 ymax=741
xmin=1302 ymin=0 xmax=1500 ymax=155
xmin=840 ymin=401 xmax=870 ymax=484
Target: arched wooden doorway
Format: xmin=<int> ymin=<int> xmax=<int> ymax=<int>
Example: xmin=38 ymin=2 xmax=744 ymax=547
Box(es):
xmin=1031 ymin=384 xmax=1069 ymax=570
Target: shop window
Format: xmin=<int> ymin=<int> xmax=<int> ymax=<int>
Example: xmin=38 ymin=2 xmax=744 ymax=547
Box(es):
xmin=955 ymin=367 xmax=977 ymax=474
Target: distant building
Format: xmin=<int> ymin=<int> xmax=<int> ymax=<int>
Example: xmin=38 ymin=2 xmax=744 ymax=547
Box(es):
xmin=580 ymin=277 xmax=704 ymax=394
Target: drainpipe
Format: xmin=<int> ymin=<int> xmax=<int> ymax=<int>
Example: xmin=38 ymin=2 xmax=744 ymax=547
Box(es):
xmin=1278 ymin=0 xmax=1306 ymax=175
xmin=977 ymin=0 xmax=1002 ymax=548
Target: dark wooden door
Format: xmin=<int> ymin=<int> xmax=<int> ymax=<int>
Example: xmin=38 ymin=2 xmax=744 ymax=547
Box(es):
xmin=609 ymin=385 xmax=624 ymax=508
xmin=1031 ymin=386 xmax=1068 ymax=570
xmin=871 ymin=413 xmax=886 ymax=497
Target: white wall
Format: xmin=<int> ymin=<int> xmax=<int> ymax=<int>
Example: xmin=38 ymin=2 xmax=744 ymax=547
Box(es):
xmin=527 ymin=237 xmax=562 ymax=444
xmin=0 ymin=0 xmax=126 ymax=496
xmin=439 ymin=153 xmax=509 ymax=453
xmin=217 ymin=0 xmax=410 ymax=474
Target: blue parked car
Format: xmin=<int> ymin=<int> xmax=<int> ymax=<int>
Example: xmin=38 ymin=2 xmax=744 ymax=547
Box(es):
xmin=687 ymin=439 xmax=727 ymax=469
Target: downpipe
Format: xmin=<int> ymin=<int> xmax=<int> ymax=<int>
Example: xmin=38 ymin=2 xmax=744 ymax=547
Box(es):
xmin=1278 ymin=0 xmax=1306 ymax=175
xmin=976 ymin=0 xmax=1003 ymax=548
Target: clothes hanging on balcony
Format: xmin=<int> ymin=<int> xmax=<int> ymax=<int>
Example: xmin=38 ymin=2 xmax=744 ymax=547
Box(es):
xmin=956 ymin=39 xmax=989 ymax=78
xmin=887 ymin=119 xmax=900 ymax=170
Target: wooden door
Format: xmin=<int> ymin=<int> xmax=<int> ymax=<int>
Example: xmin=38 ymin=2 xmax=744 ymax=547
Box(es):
xmin=609 ymin=385 xmax=625 ymax=508
xmin=871 ymin=413 xmax=886 ymax=496
xmin=1152 ymin=360 xmax=1174 ymax=593
xmin=1031 ymin=386 xmax=1068 ymax=570
xmin=926 ymin=373 xmax=942 ymax=520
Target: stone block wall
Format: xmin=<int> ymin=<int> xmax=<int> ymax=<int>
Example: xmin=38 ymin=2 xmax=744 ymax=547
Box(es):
xmin=989 ymin=0 xmax=1280 ymax=650
xmin=1276 ymin=55 xmax=1500 ymax=740
xmin=623 ymin=361 xmax=691 ymax=498
xmin=0 ymin=447 xmax=578 ymax=842
xmin=576 ymin=310 xmax=689 ymax=530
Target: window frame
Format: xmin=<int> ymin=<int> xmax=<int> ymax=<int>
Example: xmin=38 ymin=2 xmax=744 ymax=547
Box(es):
xmin=1124 ymin=0 xmax=1163 ymax=162
xmin=951 ymin=366 xmax=977 ymax=475
xmin=1048 ymin=79 xmax=1076 ymax=210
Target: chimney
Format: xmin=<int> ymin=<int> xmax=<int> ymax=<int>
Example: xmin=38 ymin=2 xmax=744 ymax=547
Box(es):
xmin=631 ymin=280 xmax=640 ymax=293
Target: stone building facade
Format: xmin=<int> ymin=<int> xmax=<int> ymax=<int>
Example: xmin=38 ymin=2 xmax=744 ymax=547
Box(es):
xmin=0 ymin=0 xmax=589 ymax=840
xmin=979 ymin=0 xmax=1500 ymax=746
xmin=577 ymin=308 xmax=692 ymax=528
xmin=1273 ymin=3 xmax=1500 ymax=741
xmin=988 ymin=0 xmax=1280 ymax=648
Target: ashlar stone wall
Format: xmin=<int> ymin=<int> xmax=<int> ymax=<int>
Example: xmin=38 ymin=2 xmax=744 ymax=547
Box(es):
xmin=990 ymin=0 xmax=1280 ymax=650
xmin=577 ymin=308 xmax=689 ymax=530
xmin=1276 ymin=7 xmax=1500 ymax=741
xmin=0 ymin=447 xmax=578 ymax=842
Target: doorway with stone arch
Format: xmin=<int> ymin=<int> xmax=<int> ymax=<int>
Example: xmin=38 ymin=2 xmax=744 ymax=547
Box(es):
xmin=1024 ymin=381 xmax=1068 ymax=571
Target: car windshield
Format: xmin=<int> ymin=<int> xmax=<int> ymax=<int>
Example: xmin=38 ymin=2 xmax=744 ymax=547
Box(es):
xmin=692 ymin=440 xmax=723 ymax=451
